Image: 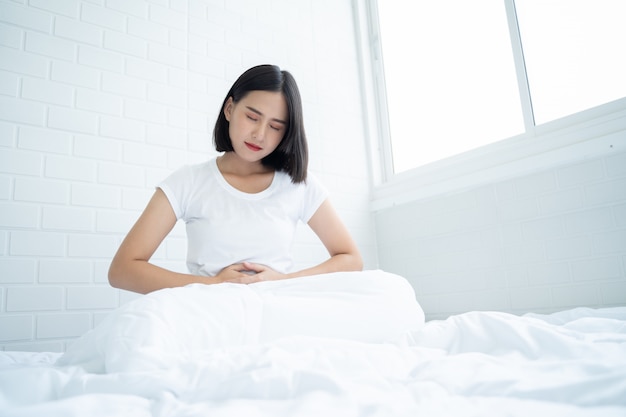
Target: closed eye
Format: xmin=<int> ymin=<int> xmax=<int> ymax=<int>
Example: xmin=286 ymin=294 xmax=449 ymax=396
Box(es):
xmin=245 ymin=106 xmax=286 ymax=129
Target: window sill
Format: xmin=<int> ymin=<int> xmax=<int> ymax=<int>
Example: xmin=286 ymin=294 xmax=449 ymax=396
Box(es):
xmin=370 ymin=99 xmax=626 ymax=211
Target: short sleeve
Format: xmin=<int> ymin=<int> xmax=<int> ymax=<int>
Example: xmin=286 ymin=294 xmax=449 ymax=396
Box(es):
xmin=157 ymin=165 xmax=194 ymax=220
xmin=301 ymin=173 xmax=329 ymax=222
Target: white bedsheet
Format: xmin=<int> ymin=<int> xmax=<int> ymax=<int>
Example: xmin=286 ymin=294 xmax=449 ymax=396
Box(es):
xmin=1 ymin=270 xmax=625 ymax=417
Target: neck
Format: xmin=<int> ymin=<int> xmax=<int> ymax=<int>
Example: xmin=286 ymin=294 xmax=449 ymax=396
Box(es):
xmin=217 ymin=152 xmax=271 ymax=176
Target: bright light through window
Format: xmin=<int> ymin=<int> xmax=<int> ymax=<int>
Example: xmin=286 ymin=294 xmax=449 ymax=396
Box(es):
xmin=377 ymin=1 xmax=525 ymax=173
xmin=515 ymin=0 xmax=626 ymax=124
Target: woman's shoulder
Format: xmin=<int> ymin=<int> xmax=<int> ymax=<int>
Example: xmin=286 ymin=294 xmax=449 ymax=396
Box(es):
xmin=160 ymin=158 xmax=217 ymax=191
xmin=186 ymin=158 xmax=216 ymax=175
xmin=175 ymin=158 xmax=216 ymax=178
xmin=273 ymin=169 xmax=328 ymax=198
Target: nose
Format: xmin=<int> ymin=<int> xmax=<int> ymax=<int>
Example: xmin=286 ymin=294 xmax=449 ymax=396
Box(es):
xmin=252 ymin=124 xmax=267 ymax=141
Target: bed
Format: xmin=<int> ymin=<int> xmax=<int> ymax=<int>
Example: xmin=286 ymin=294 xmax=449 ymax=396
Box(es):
xmin=1 ymin=270 xmax=625 ymax=417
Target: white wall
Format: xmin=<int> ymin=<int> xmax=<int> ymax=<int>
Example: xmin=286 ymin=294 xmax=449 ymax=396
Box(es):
xmin=0 ymin=0 xmax=377 ymax=351
xmin=375 ymin=148 xmax=626 ymax=320
xmin=4 ymin=0 xmax=622 ymax=350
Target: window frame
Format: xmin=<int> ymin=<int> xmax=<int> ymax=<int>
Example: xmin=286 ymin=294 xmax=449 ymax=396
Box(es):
xmin=353 ymin=0 xmax=626 ymax=210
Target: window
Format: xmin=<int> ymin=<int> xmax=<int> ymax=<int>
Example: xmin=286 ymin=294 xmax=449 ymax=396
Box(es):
xmin=515 ymin=0 xmax=626 ymax=124
xmin=372 ymin=0 xmax=626 ymax=175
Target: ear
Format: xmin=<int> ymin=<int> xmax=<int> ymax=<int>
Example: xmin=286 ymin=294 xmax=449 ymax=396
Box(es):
xmin=224 ymin=97 xmax=234 ymax=122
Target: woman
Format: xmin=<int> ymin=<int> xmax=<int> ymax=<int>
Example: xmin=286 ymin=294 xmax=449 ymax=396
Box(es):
xmin=109 ymin=64 xmax=363 ymax=294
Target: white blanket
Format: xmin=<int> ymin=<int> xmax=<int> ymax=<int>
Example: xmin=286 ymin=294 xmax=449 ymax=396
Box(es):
xmin=1 ymin=270 xmax=625 ymax=417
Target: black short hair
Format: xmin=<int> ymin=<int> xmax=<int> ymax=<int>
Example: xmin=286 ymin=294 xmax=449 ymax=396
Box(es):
xmin=213 ymin=64 xmax=308 ymax=183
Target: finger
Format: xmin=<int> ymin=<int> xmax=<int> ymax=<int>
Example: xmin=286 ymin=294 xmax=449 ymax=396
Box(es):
xmin=226 ymin=275 xmax=259 ymax=285
xmin=224 ymin=276 xmax=248 ymax=284
xmin=242 ymin=261 xmax=264 ymax=272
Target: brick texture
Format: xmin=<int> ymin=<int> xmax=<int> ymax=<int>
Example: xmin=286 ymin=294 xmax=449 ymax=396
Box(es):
xmin=0 ymin=0 xmax=376 ymax=351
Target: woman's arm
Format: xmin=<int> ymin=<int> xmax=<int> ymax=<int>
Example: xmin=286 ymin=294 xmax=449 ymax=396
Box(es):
xmin=234 ymin=199 xmax=363 ymax=282
xmin=290 ymin=199 xmax=363 ymax=277
xmin=108 ymin=189 xmax=220 ymax=294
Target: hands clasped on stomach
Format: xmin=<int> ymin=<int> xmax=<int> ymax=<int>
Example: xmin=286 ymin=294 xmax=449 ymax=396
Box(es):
xmin=216 ymin=261 xmax=286 ymax=284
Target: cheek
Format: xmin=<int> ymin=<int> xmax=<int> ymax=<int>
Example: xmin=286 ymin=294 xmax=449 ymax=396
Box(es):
xmin=227 ymin=118 xmax=243 ymax=137
xmin=270 ymin=133 xmax=285 ymax=148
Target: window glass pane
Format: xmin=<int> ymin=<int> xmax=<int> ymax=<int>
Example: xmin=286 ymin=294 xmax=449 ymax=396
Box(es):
xmin=378 ymin=1 xmax=524 ymax=173
xmin=515 ymin=0 xmax=626 ymax=124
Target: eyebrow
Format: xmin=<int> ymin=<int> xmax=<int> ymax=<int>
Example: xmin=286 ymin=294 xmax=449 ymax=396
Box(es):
xmin=245 ymin=106 xmax=287 ymax=125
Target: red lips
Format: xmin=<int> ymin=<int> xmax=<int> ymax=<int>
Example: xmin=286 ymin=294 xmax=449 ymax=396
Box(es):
xmin=245 ymin=142 xmax=262 ymax=151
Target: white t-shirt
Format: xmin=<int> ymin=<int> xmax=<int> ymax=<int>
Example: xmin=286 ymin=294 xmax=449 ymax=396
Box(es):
xmin=158 ymin=158 xmax=328 ymax=277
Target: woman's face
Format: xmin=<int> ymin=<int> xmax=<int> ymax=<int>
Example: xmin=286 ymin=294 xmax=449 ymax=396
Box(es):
xmin=224 ymin=90 xmax=288 ymax=163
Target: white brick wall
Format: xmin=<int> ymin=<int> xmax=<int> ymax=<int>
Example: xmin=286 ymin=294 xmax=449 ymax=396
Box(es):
xmin=376 ymin=149 xmax=626 ymax=320
xmin=0 ymin=0 xmax=377 ymax=351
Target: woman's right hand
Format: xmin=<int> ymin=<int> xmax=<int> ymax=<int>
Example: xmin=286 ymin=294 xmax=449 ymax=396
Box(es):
xmin=215 ymin=263 xmax=260 ymax=284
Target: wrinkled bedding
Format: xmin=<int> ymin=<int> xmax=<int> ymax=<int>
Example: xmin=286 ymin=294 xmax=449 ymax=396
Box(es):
xmin=1 ymin=270 xmax=625 ymax=417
